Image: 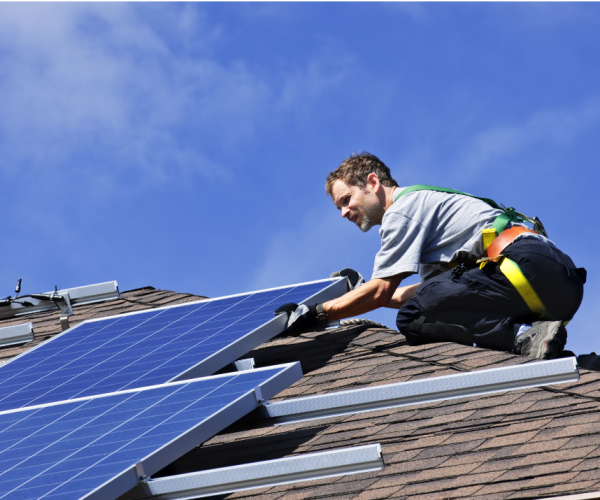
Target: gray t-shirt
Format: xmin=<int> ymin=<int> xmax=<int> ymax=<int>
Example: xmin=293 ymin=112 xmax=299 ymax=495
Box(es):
xmin=372 ymin=188 xmax=504 ymax=281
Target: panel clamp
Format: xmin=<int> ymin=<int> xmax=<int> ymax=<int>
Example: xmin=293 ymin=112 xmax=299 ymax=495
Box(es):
xmin=135 ymin=462 xmax=148 ymax=483
xmin=254 ymin=386 xmax=267 ymax=405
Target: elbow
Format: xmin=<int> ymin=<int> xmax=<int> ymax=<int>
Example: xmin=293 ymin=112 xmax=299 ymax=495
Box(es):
xmin=372 ymin=282 xmax=395 ymax=308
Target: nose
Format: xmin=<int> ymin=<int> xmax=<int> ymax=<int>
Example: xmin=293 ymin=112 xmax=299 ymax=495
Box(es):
xmin=341 ymin=206 xmax=351 ymax=218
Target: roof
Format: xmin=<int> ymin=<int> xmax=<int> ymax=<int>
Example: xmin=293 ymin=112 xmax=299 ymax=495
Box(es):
xmin=2 ymin=286 xmax=600 ymax=500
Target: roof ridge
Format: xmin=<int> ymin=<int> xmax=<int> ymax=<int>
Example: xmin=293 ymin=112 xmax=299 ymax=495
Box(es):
xmin=121 ymin=286 xmax=157 ymax=293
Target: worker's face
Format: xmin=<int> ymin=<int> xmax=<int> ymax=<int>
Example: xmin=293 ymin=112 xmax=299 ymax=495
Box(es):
xmin=331 ymin=179 xmax=384 ymax=232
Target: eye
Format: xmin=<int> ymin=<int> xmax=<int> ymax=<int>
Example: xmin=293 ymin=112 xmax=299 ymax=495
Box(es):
xmin=336 ymin=194 xmax=351 ymax=210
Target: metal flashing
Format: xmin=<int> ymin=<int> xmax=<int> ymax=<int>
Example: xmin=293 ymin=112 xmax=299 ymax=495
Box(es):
xmin=118 ymin=444 xmax=383 ymax=500
xmin=0 ymin=281 xmax=119 ymax=319
xmin=257 ymin=357 xmax=580 ymax=424
xmin=0 ymin=322 xmax=34 ymax=347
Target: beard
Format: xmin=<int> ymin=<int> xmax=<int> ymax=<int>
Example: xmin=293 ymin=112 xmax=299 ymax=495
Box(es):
xmin=350 ymin=199 xmax=384 ymax=232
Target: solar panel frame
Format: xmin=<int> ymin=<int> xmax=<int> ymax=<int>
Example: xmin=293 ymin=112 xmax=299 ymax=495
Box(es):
xmin=0 ymin=278 xmax=347 ymax=411
xmin=0 ymin=363 xmax=302 ymax=500
xmin=170 ymin=278 xmax=347 ymax=381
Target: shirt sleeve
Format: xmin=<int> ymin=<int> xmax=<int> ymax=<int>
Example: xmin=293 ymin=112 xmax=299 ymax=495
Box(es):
xmin=371 ymin=212 xmax=429 ymax=279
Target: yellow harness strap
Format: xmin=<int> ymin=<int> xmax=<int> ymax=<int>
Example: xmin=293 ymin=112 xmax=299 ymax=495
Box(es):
xmin=482 ymin=228 xmax=497 ymax=251
xmin=478 ymin=229 xmax=568 ymax=326
xmin=497 ymin=257 xmax=548 ymax=319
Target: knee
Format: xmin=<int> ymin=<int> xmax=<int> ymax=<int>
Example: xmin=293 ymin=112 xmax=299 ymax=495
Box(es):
xmin=399 ymin=316 xmax=474 ymax=347
xmin=396 ymin=316 xmax=412 ymax=335
xmin=397 ymin=317 xmax=425 ymax=346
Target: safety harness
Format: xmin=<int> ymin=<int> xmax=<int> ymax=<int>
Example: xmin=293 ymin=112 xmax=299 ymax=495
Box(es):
xmin=394 ymin=184 xmax=556 ymax=322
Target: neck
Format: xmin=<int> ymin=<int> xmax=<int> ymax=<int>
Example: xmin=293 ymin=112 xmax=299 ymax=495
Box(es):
xmin=382 ymin=185 xmax=398 ymax=211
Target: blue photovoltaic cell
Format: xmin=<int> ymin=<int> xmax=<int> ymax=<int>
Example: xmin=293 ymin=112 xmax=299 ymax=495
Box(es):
xmin=0 ymin=366 xmax=289 ymax=500
xmin=0 ymin=281 xmax=333 ymax=412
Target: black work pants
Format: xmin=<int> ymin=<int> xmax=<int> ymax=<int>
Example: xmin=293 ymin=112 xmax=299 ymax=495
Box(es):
xmin=396 ymin=238 xmax=586 ymax=352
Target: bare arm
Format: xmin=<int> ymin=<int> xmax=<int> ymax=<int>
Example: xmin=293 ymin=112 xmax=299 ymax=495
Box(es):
xmin=322 ymin=272 xmax=411 ymax=321
xmin=385 ymin=282 xmax=420 ymax=309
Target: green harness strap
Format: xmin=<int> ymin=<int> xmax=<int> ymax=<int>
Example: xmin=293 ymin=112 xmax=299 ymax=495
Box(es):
xmin=393 ymin=184 xmax=518 ymax=234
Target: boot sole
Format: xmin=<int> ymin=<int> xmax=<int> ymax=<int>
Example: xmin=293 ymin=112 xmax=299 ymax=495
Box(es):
xmin=529 ymin=322 xmax=567 ymax=359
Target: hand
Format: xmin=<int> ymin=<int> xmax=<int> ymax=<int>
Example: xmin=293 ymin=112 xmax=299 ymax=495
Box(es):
xmin=331 ymin=268 xmax=365 ymax=291
xmin=274 ymin=303 xmax=319 ymax=333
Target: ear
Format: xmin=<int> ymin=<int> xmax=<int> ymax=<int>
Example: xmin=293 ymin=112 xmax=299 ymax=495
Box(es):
xmin=365 ymin=173 xmax=380 ymax=192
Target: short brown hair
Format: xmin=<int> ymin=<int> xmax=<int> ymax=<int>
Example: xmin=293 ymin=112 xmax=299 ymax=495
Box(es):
xmin=325 ymin=152 xmax=398 ymax=196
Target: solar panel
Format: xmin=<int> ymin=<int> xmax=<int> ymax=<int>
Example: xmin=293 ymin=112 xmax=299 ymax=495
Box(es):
xmin=0 ymin=279 xmax=345 ymax=412
xmin=0 ymin=363 xmax=302 ymax=500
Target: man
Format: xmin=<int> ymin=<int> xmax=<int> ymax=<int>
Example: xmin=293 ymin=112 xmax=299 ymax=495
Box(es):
xmin=276 ymin=152 xmax=586 ymax=359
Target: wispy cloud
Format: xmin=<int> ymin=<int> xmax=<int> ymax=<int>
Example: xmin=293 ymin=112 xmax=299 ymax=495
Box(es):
xmin=448 ymin=96 xmax=600 ymax=184
xmin=0 ymin=4 xmax=266 ymax=189
xmin=0 ymin=4 xmax=359 ymax=199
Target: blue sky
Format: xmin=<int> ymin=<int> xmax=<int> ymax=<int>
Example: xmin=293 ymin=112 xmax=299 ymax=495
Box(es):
xmin=1 ymin=3 xmax=599 ymax=355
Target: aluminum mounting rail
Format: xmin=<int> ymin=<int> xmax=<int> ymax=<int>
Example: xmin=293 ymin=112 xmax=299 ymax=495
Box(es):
xmin=0 ymin=281 xmax=119 ymax=319
xmin=257 ymin=357 xmax=579 ymax=424
xmin=119 ymin=444 xmax=383 ymax=500
xmin=539 ymin=492 xmax=600 ymax=500
xmin=0 ymin=322 xmax=34 ymax=347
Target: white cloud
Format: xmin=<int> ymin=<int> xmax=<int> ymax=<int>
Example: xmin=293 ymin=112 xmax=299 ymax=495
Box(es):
xmin=450 ymin=96 xmax=600 ymax=184
xmin=0 ymin=4 xmax=266 ymax=187
xmin=0 ymin=4 xmax=359 ymax=197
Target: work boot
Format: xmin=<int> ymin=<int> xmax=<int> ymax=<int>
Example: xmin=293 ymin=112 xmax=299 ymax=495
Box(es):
xmin=514 ymin=321 xmax=567 ymax=359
